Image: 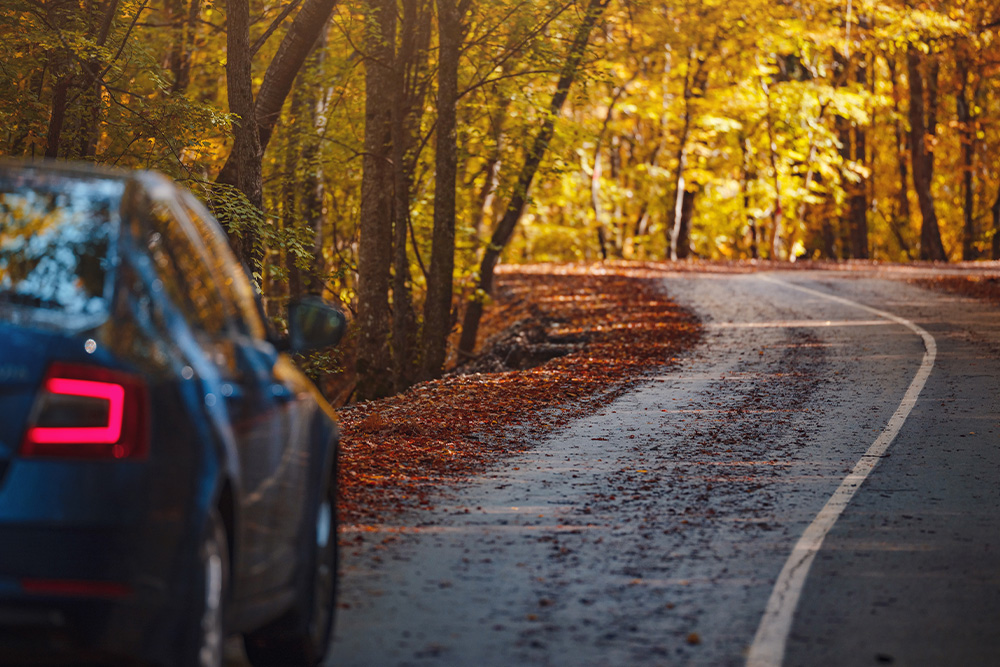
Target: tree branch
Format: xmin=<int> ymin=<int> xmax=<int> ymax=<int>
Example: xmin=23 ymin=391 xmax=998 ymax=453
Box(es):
xmin=250 ymin=0 xmax=301 ymax=56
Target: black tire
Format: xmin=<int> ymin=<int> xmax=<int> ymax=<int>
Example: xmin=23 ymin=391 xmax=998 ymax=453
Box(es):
xmin=183 ymin=507 xmax=229 ymax=667
xmin=244 ymin=463 xmax=337 ymax=667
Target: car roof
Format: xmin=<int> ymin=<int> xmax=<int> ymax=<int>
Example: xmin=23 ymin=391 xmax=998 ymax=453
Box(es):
xmin=0 ymin=157 xmax=137 ymax=180
xmin=0 ymin=158 xmax=190 ymax=199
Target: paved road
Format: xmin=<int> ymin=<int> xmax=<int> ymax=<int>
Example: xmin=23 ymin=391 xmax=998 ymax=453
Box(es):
xmin=326 ymin=270 xmax=1000 ymax=667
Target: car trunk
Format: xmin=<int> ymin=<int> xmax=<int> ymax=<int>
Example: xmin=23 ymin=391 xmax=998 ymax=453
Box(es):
xmin=0 ymin=165 xmax=125 ymax=483
xmin=0 ymin=324 xmax=64 ymax=482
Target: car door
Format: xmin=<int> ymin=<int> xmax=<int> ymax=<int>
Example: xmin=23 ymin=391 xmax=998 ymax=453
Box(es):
xmin=143 ymin=197 xmax=286 ymax=595
xmin=175 ymin=193 xmax=314 ymax=596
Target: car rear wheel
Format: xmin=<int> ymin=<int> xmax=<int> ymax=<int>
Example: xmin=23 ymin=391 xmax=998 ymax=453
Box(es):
xmin=244 ymin=466 xmax=337 ymax=666
xmin=184 ymin=507 xmax=229 ymax=667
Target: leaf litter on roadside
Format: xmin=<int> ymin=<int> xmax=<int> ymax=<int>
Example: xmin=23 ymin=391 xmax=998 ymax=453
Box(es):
xmin=337 ymin=263 xmax=702 ymax=527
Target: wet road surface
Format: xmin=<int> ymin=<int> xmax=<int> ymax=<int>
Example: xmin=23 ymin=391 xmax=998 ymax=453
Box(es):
xmin=325 ymin=270 xmax=1000 ymax=666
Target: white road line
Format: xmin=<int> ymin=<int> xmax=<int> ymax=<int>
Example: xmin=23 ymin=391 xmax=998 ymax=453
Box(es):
xmin=746 ymin=274 xmax=937 ymax=667
xmin=707 ymin=319 xmax=889 ymax=329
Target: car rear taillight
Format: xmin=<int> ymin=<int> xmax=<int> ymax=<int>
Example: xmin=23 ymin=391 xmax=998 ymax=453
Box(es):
xmin=21 ymin=362 xmax=149 ymax=459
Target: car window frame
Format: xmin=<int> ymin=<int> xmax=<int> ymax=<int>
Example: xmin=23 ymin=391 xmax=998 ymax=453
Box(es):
xmin=175 ymin=190 xmax=268 ymax=343
xmin=143 ymin=196 xmax=230 ymax=339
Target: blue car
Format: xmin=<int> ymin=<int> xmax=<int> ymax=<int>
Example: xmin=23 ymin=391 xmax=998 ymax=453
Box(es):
xmin=0 ymin=160 xmax=345 ymax=666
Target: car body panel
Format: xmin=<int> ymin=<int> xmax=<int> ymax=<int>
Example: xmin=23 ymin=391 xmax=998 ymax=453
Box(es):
xmin=0 ymin=159 xmax=341 ymax=665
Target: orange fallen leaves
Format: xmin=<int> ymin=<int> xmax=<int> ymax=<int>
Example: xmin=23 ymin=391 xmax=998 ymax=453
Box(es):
xmin=910 ymin=274 xmax=1000 ymax=305
xmin=337 ymin=263 xmax=702 ymax=526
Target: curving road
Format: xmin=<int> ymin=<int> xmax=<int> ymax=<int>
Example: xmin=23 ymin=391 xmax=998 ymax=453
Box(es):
xmin=326 ymin=269 xmax=1000 ymax=667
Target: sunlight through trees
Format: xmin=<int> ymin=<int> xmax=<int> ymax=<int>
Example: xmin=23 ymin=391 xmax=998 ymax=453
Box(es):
xmin=2 ymin=0 xmax=998 ymax=393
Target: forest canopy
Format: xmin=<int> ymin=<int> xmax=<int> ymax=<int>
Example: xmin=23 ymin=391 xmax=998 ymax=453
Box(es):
xmin=3 ymin=0 xmax=999 ymax=397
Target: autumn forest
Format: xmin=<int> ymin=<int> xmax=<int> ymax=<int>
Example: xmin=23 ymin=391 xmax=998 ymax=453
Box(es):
xmin=3 ymin=0 xmax=999 ymax=398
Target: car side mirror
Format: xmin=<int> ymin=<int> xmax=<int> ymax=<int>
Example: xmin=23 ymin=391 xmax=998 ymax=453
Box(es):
xmin=287 ymin=296 xmax=347 ymax=354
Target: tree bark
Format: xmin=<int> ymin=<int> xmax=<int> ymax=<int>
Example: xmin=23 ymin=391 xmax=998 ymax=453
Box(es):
xmin=354 ymin=0 xmax=396 ymax=401
xmin=590 ymin=82 xmax=628 ymax=259
xmin=668 ymin=45 xmax=708 ymax=260
xmin=282 ymin=24 xmax=330 ymax=299
xmin=458 ymin=0 xmax=608 ymax=358
xmin=216 ymin=0 xmax=341 ymax=187
xmin=420 ymin=0 xmax=463 ymax=380
xmin=848 ymin=59 xmax=869 ymax=259
xmin=170 ymin=0 xmax=201 ymax=94
xmin=45 ymin=77 xmax=71 ymax=159
xmin=224 ymin=0 xmax=264 ymax=265
xmin=906 ymin=47 xmax=946 ymax=261
xmin=739 ymin=133 xmax=759 ymax=259
xmin=474 ymin=93 xmax=508 ymax=240
xmin=760 ymin=71 xmax=783 ymax=259
xmin=77 ymin=0 xmax=121 ymax=158
xmin=391 ymin=0 xmax=431 ymax=389
xmin=299 ymin=63 xmax=328 ymax=296
xmin=43 ymin=0 xmax=81 ymax=159
xmin=956 ymin=53 xmax=977 ymax=261
xmin=888 ymin=55 xmax=913 ymax=258
xmin=834 ymin=107 xmax=852 ymax=257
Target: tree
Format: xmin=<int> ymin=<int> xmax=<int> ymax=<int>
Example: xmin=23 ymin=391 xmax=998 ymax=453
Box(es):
xmin=224 ymin=0 xmax=263 ymax=265
xmin=390 ymin=0 xmax=433 ymax=390
xmin=215 ymin=0 xmax=343 ymax=267
xmin=907 ymin=45 xmax=947 ymax=261
xmin=355 ymin=0 xmax=396 ymax=401
xmin=421 ymin=0 xmax=469 ymax=380
xmin=668 ymin=36 xmax=713 ymax=260
xmin=458 ymin=0 xmax=610 ymax=358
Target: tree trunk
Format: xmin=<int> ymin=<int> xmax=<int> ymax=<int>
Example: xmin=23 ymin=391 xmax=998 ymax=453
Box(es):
xmin=957 ymin=54 xmax=977 ymax=261
xmin=834 ymin=109 xmax=852 ymax=257
xmin=591 ymin=82 xmax=628 ymax=260
xmin=476 ymin=107 xmax=506 ymax=240
xmin=390 ymin=1 xmax=430 ymax=390
xmin=848 ymin=60 xmax=869 ymax=259
xmin=675 ymin=188 xmax=697 ymax=257
xmin=45 ymin=76 xmax=71 ymax=159
xmin=668 ymin=143 xmax=690 ymax=260
xmin=354 ymin=0 xmax=396 ymax=401
xmin=420 ymin=0 xmax=462 ymax=380
xmin=794 ymin=95 xmax=832 ymax=257
xmin=668 ymin=45 xmax=708 ymax=260
xmin=888 ymin=55 xmax=913 ymax=258
xmin=299 ymin=61 xmax=329 ymax=295
xmin=216 ymin=0 xmax=341 ymax=186
xmin=282 ymin=23 xmax=330 ymax=300
xmin=761 ymin=72 xmax=783 ymax=259
xmin=458 ymin=0 xmax=608 ymax=358
xmin=42 ymin=0 xmax=82 ymax=160
xmin=223 ymin=0 xmax=264 ymax=265
xmin=907 ymin=46 xmax=946 ymax=261
xmin=77 ymin=0 xmax=121 ymax=158
xmin=740 ymin=134 xmax=759 ymax=259
xmin=283 ymin=29 xmax=329 ymax=302
xmin=170 ymin=0 xmax=201 ymax=93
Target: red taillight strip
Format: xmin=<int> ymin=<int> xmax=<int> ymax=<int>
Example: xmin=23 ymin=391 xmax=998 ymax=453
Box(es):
xmin=21 ymin=578 xmax=132 ymax=598
xmin=20 ymin=362 xmax=149 ymax=460
xmin=27 ymin=378 xmax=125 ymax=445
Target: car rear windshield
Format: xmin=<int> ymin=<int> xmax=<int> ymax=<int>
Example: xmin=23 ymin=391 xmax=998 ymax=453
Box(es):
xmin=0 ymin=168 xmax=123 ymax=327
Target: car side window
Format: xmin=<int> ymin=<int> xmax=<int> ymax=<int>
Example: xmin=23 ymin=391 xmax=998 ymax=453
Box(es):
xmin=147 ymin=201 xmax=227 ymax=336
xmin=177 ymin=193 xmax=267 ymax=341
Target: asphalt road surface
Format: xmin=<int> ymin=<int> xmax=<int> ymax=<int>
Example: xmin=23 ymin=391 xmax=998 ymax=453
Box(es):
xmin=325 ymin=269 xmax=1000 ymax=667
